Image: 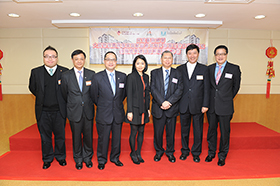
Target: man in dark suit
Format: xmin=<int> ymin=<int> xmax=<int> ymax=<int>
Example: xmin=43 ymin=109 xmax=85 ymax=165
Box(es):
xmin=91 ymin=51 xmax=126 ymax=170
xmin=151 ymin=50 xmax=183 ymax=163
xmin=29 ymin=46 xmax=68 ymax=169
xmin=177 ymin=44 xmax=209 ymax=163
xmin=61 ymin=49 xmax=95 ymax=170
xmin=206 ymin=45 xmax=241 ymax=166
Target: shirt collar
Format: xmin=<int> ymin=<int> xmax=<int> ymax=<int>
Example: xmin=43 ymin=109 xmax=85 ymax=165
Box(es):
xmin=74 ymin=67 xmax=84 ymax=74
xmin=44 ymin=65 xmax=57 ymax=73
xmin=216 ymin=61 xmax=227 ymax=68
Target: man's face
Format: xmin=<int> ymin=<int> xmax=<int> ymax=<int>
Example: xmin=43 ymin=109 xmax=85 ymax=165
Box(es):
xmin=72 ymin=53 xmax=85 ymax=70
xmin=104 ymin=53 xmax=117 ymax=72
xmin=161 ymin=52 xmax=173 ymax=69
xmin=215 ymin=48 xmax=228 ymax=65
xmin=43 ymin=50 xmax=58 ymax=68
xmin=186 ymin=49 xmax=199 ymax=64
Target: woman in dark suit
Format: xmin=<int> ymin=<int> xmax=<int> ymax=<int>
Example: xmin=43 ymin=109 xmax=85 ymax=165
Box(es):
xmin=125 ymin=55 xmax=150 ymax=164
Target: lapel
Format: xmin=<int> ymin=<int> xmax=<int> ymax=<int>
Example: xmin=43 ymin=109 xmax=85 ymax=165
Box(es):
xmin=167 ymin=67 xmax=175 ymax=96
xmin=217 ymin=62 xmax=228 ymax=86
xmin=70 ymin=68 xmax=81 ymax=92
xmin=102 ymin=70 xmax=114 ymax=96
xmin=210 ymin=64 xmax=216 ymax=87
xmin=39 ymin=66 xmax=45 ymax=92
xmin=158 ymin=68 xmax=165 ymax=96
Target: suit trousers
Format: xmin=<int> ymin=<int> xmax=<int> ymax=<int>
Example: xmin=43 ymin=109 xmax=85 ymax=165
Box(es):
xmin=37 ymin=110 xmax=66 ymax=162
xmin=180 ymin=110 xmax=204 ymax=156
xmin=206 ymin=112 xmax=232 ymax=160
xmin=153 ymin=114 xmax=176 ymax=156
xmin=96 ymin=121 xmax=123 ymax=164
xmin=69 ymin=114 xmax=93 ymax=163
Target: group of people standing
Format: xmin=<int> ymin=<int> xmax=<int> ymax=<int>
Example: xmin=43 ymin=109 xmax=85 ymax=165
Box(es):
xmin=29 ymin=43 xmax=241 ymax=171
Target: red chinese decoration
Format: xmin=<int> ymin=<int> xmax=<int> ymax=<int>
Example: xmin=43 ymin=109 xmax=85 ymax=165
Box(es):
xmin=0 ymin=50 xmax=3 ymax=60
xmin=265 ymin=43 xmax=277 ymax=99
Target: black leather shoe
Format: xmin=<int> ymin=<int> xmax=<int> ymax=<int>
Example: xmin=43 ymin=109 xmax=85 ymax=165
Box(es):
xmin=112 ymin=160 xmax=123 ymax=166
xmin=179 ymin=153 xmax=188 ymax=160
xmin=137 ymin=155 xmax=144 ymax=163
xmin=43 ymin=162 xmax=51 ymax=169
xmin=167 ymin=154 xmax=176 ymax=163
xmin=98 ymin=163 xmax=105 ymax=170
xmin=85 ymin=161 xmax=93 ymax=168
xmin=218 ymin=159 xmax=225 ymax=166
xmin=57 ymin=159 xmax=67 ymax=166
xmin=130 ymin=153 xmax=140 ymax=164
xmin=154 ymin=154 xmax=162 ymax=162
xmin=75 ymin=162 xmax=83 ymax=170
xmin=193 ymin=156 xmax=200 ymax=163
xmin=205 ymin=155 xmax=215 ymax=162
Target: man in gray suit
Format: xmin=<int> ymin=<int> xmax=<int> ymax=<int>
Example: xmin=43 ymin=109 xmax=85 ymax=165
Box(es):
xmin=61 ymin=49 xmax=95 ymax=170
xmin=91 ymin=51 xmax=126 ymax=170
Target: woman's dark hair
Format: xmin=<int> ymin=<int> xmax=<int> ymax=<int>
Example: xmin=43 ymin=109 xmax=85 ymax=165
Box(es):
xmin=132 ymin=54 xmax=148 ymax=73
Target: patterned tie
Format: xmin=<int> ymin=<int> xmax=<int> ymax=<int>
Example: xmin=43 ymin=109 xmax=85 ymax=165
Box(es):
xmin=49 ymin=68 xmax=53 ymax=76
xmin=216 ymin=65 xmax=222 ymax=85
xmin=78 ymin=71 xmax=83 ymax=91
xmin=110 ymin=72 xmax=116 ymax=95
xmin=164 ymin=69 xmax=169 ymax=97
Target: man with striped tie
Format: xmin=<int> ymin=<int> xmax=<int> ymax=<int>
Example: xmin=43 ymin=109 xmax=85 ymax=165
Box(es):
xmin=150 ymin=51 xmax=183 ymax=163
xmin=206 ymin=45 xmax=241 ymax=166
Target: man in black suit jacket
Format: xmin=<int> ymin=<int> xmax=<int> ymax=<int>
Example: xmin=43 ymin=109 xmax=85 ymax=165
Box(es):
xmin=177 ymin=44 xmax=209 ymax=163
xmin=91 ymin=51 xmax=126 ymax=170
xmin=206 ymin=45 xmax=241 ymax=166
xmin=61 ymin=49 xmax=95 ymax=170
xmin=29 ymin=46 xmax=68 ymax=169
xmin=151 ymin=51 xmax=183 ymax=163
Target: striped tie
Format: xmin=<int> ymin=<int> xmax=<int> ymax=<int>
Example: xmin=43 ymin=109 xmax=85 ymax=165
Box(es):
xmin=164 ymin=69 xmax=169 ymax=97
xmin=216 ymin=65 xmax=222 ymax=85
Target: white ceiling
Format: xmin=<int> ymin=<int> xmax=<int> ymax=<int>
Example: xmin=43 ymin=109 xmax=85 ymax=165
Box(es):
xmin=0 ymin=0 xmax=280 ymax=30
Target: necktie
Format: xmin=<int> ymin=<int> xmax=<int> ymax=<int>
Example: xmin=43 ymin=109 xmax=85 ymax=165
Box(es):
xmin=110 ymin=72 xmax=116 ymax=95
xmin=216 ymin=65 xmax=222 ymax=85
xmin=164 ymin=69 xmax=169 ymax=97
xmin=49 ymin=68 xmax=53 ymax=76
xmin=78 ymin=71 xmax=83 ymax=91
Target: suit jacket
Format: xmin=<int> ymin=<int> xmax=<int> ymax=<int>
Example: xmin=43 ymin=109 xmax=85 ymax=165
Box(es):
xmin=150 ymin=67 xmax=183 ymax=119
xmin=61 ymin=67 xmax=95 ymax=122
xmin=177 ymin=62 xmax=209 ymax=114
xmin=91 ymin=70 xmax=126 ymax=124
xmin=125 ymin=71 xmax=150 ymax=124
xmin=29 ymin=65 xmax=68 ymax=120
xmin=208 ymin=62 xmax=241 ymax=115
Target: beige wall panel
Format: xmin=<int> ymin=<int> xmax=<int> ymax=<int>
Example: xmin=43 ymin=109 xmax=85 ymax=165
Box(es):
xmin=209 ymin=29 xmax=228 ymax=38
xmin=0 ymin=28 xmax=42 ymax=38
xmin=0 ymin=38 xmax=43 ymax=94
xmin=228 ymin=39 xmax=280 ymax=94
xmin=42 ymin=28 xmax=88 ymax=38
xmin=228 ymin=29 xmax=271 ymax=39
xmin=42 ymin=37 xmax=89 ymax=69
xmin=272 ymin=30 xmax=280 ymax=39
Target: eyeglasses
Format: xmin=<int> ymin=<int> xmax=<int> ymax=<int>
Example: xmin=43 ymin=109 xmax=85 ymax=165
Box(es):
xmin=105 ymin=58 xmax=116 ymax=62
xmin=215 ymin=53 xmax=227 ymax=56
xmin=44 ymin=55 xmax=57 ymax=59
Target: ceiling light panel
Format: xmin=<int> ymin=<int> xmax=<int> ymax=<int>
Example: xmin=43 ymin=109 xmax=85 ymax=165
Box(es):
xmin=205 ymin=0 xmax=254 ymax=3
xmin=13 ymin=0 xmax=62 ymax=3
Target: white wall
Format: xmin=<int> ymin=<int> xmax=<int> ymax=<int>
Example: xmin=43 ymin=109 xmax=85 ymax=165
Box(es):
xmin=0 ymin=28 xmax=279 ymax=94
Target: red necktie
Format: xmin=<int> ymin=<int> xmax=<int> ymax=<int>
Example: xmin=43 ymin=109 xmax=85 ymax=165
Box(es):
xmin=216 ymin=65 xmax=222 ymax=85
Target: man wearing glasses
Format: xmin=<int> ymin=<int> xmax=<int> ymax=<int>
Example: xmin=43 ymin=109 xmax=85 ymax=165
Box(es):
xmin=29 ymin=46 xmax=68 ymax=169
xmin=206 ymin=45 xmax=241 ymax=166
xmin=91 ymin=51 xmax=126 ymax=170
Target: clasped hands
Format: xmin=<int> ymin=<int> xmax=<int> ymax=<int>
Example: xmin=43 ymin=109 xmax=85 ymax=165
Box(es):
xmin=161 ymin=101 xmax=172 ymax=110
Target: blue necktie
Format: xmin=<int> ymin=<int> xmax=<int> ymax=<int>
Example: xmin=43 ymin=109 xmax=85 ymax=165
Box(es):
xmin=164 ymin=69 xmax=169 ymax=97
xmin=78 ymin=71 xmax=83 ymax=92
xmin=110 ymin=72 xmax=115 ymax=95
xmin=49 ymin=68 xmax=53 ymax=76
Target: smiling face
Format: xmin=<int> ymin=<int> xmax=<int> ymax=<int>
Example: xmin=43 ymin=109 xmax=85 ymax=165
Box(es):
xmin=72 ymin=53 xmax=85 ymax=70
xmin=186 ymin=48 xmax=199 ymax=64
xmin=135 ymin=58 xmax=146 ymax=74
xmin=215 ymin=48 xmax=228 ymax=65
xmin=104 ymin=53 xmax=117 ymax=72
xmin=161 ymin=52 xmax=173 ymax=69
xmin=43 ymin=49 xmax=58 ymax=68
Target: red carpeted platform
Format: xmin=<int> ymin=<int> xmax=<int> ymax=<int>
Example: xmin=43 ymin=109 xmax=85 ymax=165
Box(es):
xmin=0 ymin=122 xmax=280 ymax=181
